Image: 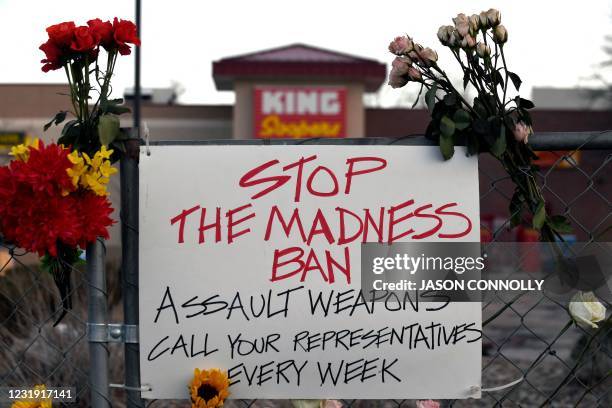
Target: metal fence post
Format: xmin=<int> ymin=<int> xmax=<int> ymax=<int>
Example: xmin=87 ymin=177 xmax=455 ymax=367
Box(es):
xmin=87 ymin=239 xmax=110 ymax=408
xmin=121 ymin=136 xmax=144 ymax=408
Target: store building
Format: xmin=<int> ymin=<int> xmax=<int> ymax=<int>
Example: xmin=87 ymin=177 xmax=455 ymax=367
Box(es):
xmin=212 ymin=43 xmax=386 ymax=139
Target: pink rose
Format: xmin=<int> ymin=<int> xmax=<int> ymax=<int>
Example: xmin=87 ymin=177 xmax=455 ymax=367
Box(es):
xmin=460 ymin=35 xmax=477 ymax=49
xmin=388 ymin=71 xmax=409 ymax=88
xmin=407 ymin=66 xmax=422 ymax=81
xmin=388 ymin=36 xmax=413 ymax=55
xmin=417 ymin=47 xmax=438 ymax=67
xmin=392 ymin=56 xmax=411 ymax=75
xmin=416 ymin=400 xmax=440 ymax=408
xmin=513 ymin=122 xmax=531 ymax=144
xmin=453 ymin=13 xmax=470 ymax=37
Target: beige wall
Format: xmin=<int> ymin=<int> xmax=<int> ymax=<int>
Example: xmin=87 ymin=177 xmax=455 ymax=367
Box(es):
xmin=232 ymin=80 xmax=365 ymax=139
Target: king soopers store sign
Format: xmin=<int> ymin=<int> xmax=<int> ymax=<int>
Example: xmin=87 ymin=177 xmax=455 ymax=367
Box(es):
xmin=254 ymin=86 xmax=347 ymax=139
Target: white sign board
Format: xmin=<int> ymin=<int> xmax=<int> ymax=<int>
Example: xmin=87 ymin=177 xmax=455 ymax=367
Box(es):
xmin=139 ymin=145 xmax=481 ymax=400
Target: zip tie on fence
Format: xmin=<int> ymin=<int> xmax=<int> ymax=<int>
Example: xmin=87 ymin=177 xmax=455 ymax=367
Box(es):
xmin=471 ymin=376 xmax=525 ymax=394
xmin=109 ymin=383 xmax=152 ymax=392
xmin=144 ymin=121 xmax=151 ymax=156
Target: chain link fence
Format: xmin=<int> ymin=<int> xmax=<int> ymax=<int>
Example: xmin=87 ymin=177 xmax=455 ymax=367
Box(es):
xmin=1 ymin=132 xmax=611 ymax=407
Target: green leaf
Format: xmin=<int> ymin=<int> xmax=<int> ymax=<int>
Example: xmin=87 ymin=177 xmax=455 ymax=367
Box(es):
xmin=107 ymin=105 xmax=131 ymax=115
xmin=548 ymin=215 xmax=573 ymax=234
xmin=443 ymin=93 xmax=457 ymax=106
xmin=110 ymin=140 xmax=127 ymax=154
xmin=44 ymin=111 xmax=68 ymax=131
xmin=517 ymin=97 xmax=535 ymax=109
xmin=440 ymin=115 xmax=455 ymax=137
xmin=439 ymin=115 xmax=455 ymax=160
xmin=473 ymin=97 xmax=487 ymax=118
xmin=101 ymin=97 xmax=131 ymax=115
xmin=532 ymin=201 xmax=546 ymax=230
xmin=97 ymin=114 xmax=120 ymax=146
xmin=439 ymin=132 xmax=454 ymax=160
xmin=466 ymin=132 xmax=480 ymax=156
xmin=425 ymin=85 xmax=438 ymax=113
xmin=453 ymin=109 xmax=471 ymax=130
xmin=490 ymin=125 xmax=507 ymax=158
xmin=508 ymin=71 xmax=522 ymax=90
xmin=493 ymin=70 xmax=504 ymax=88
xmin=57 ymin=120 xmax=79 ymax=147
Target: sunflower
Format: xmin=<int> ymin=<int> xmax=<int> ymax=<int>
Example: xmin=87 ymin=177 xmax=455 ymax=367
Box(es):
xmin=10 ymin=384 xmax=52 ymax=408
xmin=189 ymin=368 xmax=230 ymax=408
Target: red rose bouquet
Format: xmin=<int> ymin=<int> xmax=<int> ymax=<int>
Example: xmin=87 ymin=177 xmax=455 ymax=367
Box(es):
xmin=0 ymin=140 xmax=115 ymax=322
xmin=8 ymin=17 xmax=140 ymax=322
xmin=39 ymin=18 xmax=140 ymax=156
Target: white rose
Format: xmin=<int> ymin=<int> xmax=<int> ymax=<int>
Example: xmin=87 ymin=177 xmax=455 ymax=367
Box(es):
xmin=486 ymin=8 xmax=501 ymax=27
xmin=437 ymin=25 xmax=453 ymax=45
xmin=493 ymin=25 xmax=508 ymax=44
xmin=476 ymin=42 xmax=491 ymax=58
xmin=478 ymin=11 xmax=489 ymax=29
xmin=569 ymin=291 xmax=606 ymax=329
xmin=469 ymin=14 xmax=480 ymax=33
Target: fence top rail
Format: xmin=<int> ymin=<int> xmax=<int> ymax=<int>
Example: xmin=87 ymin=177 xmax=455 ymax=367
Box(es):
xmin=146 ymin=130 xmax=612 ymax=151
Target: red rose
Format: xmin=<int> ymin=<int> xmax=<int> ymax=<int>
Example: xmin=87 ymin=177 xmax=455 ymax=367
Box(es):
xmin=71 ymin=26 xmax=98 ymax=53
xmin=87 ymin=18 xmax=114 ymax=49
xmin=112 ymin=18 xmax=140 ymax=55
xmin=46 ymin=21 xmax=75 ymax=48
xmin=39 ymin=39 xmax=64 ymax=72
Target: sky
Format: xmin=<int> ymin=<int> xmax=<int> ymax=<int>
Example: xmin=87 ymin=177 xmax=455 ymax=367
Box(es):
xmin=0 ymin=0 xmax=611 ymax=106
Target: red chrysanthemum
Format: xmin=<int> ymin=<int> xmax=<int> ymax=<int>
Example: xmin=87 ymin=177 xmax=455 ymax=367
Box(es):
xmin=11 ymin=142 xmax=74 ymax=196
xmin=0 ymin=142 xmax=115 ymax=257
xmin=2 ymin=191 xmax=81 ymax=257
xmin=74 ymin=192 xmax=115 ymax=248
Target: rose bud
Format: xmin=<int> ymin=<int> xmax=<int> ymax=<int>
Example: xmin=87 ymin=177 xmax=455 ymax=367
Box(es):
xmin=453 ymin=13 xmax=470 ymax=37
xmin=469 ymin=14 xmax=480 ymax=33
xmin=448 ymin=29 xmax=461 ymax=48
xmin=569 ymin=291 xmax=606 ymax=329
xmin=407 ymin=66 xmax=422 ymax=81
xmin=512 ymin=122 xmax=531 ymax=144
xmin=486 ymin=8 xmax=501 ymax=27
xmin=479 ymin=11 xmax=489 ymax=29
xmin=460 ymin=35 xmax=477 ymax=49
xmin=388 ymin=71 xmax=409 ymax=88
xmin=391 ymin=56 xmax=411 ymax=75
xmin=493 ymin=25 xmax=508 ymax=44
xmin=437 ymin=25 xmax=452 ymax=45
xmin=388 ymin=36 xmax=413 ymax=55
xmin=418 ymin=47 xmax=438 ymax=67
xmin=408 ymin=43 xmax=424 ymax=63
xmin=476 ymin=42 xmax=491 ymax=58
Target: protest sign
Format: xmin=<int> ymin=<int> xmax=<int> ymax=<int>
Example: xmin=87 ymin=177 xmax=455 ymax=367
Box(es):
xmin=139 ymin=145 xmax=481 ymax=399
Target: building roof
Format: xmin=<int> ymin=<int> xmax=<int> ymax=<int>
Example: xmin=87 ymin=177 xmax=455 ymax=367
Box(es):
xmin=212 ymin=43 xmax=387 ymax=92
